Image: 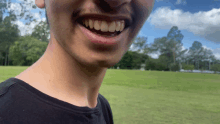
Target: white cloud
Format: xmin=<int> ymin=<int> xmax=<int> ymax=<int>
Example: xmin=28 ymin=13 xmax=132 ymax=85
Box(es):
xmin=17 ymin=0 xmax=35 ymax=10
xmin=214 ymin=53 xmax=220 ymax=59
xmin=212 ymin=48 xmax=220 ymax=59
xmin=202 ymin=46 xmax=213 ymax=51
xmin=148 ymin=51 xmax=160 ymax=59
xmin=7 ymin=0 xmax=46 ymax=36
xmin=9 ymin=0 xmax=36 ymax=15
xmin=129 ymin=44 xmax=136 ymax=51
xmin=148 ymin=7 xmax=220 ymax=43
xmin=8 ymin=3 xmax=22 ymax=16
xmin=34 ymin=13 xmax=41 ymax=20
xmin=13 ymin=20 xmax=25 ymax=36
xmin=181 ymin=46 xmax=187 ymax=51
xmin=12 ymin=16 xmax=46 ymax=36
xmin=202 ymin=46 xmax=220 ymax=60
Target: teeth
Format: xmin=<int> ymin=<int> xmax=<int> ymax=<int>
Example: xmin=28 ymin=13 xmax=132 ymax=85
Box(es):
xmin=94 ymin=20 xmax=100 ymax=30
xmin=116 ymin=21 xmax=121 ymax=31
xmin=120 ymin=21 xmax=125 ymax=32
xmin=85 ymin=20 xmax=89 ymax=27
xmin=82 ymin=19 xmax=125 ymax=33
xmin=101 ymin=21 xmax=108 ymax=32
xmin=89 ymin=19 xmax=94 ymax=29
xmin=109 ymin=21 xmax=116 ymax=32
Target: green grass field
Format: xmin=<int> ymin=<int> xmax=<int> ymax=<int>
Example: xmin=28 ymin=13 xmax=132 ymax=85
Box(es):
xmin=1 ymin=66 xmax=220 ymax=124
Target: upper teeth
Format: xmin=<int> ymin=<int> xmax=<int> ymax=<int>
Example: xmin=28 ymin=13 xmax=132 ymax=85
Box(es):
xmin=83 ymin=19 xmax=125 ymax=32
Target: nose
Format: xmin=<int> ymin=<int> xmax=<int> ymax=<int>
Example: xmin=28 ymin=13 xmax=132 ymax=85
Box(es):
xmin=103 ymin=0 xmax=131 ymax=8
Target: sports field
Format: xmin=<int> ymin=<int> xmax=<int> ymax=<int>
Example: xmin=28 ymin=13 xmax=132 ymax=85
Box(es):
xmin=1 ymin=66 xmax=220 ymax=124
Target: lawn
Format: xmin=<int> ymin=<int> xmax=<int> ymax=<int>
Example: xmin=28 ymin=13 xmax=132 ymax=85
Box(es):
xmin=1 ymin=66 xmax=220 ymax=124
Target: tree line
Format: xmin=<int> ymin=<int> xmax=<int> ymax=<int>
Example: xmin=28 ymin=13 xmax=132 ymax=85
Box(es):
xmin=112 ymin=26 xmax=220 ymax=73
xmin=0 ymin=0 xmax=220 ymax=73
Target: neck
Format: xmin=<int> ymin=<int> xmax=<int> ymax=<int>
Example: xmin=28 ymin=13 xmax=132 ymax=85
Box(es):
xmin=17 ymin=38 xmax=107 ymax=108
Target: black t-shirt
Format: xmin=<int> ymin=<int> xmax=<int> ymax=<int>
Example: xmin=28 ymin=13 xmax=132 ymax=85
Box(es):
xmin=0 ymin=78 xmax=114 ymax=124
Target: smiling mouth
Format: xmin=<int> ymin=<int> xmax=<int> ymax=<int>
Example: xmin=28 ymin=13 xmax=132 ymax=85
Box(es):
xmin=76 ymin=18 xmax=130 ymax=37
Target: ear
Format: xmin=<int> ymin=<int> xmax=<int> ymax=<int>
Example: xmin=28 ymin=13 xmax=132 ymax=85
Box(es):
xmin=35 ymin=0 xmax=45 ymax=8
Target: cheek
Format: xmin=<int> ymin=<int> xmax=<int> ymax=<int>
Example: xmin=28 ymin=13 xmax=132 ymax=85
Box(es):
xmin=135 ymin=0 xmax=154 ymax=19
xmin=138 ymin=0 xmax=155 ymax=10
xmin=128 ymin=0 xmax=154 ymax=41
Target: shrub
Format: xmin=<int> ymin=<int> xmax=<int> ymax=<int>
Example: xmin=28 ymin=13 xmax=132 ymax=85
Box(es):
xmin=211 ymin=64 xmax=220 ymax=74
xmin=183 ymin=64 xmax=194 ymax=72
xmin=169 ymin=63 xmax=180 ymax=72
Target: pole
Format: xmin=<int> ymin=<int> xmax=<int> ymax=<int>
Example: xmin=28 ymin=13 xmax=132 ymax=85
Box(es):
xmin=5 ymin=53 xmax=7 ymax=66
xmin=209 ymin=60 xmax=210 ymax=70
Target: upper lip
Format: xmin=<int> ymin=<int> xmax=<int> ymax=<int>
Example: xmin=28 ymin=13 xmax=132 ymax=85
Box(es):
xmin=75 ymin=14 xmax=133 ymax=27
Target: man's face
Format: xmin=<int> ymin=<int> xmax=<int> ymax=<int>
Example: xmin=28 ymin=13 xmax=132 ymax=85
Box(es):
xmin=37 ymin=0 xmax=154 ymax=68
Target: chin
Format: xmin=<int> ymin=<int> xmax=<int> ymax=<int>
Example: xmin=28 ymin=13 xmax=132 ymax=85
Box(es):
xmin=97 ymin=61 xmax=118 ymax=68
xmin=95 ymin=54 xmax=124 ymax=68
xmin=86 ymin=58 xmax=121 ymax=68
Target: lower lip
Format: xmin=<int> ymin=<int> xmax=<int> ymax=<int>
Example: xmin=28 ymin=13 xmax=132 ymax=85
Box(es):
xmin=78 ymin=24 xmax=126 ymax=45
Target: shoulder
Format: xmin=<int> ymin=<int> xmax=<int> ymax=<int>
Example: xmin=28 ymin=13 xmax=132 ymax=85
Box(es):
xmin=98 ymin=93 xmax=112 ymax=111
xmin=98 ymin=93 xmax=114 ymax=124
xmin=0 ymin=78 xmax=19 ymax=123
xmin=0 ymin=78 xmax=17 ymax=96
xmin=0 ymin=78 xmax=18 ymax=107
xmin=98 ymin=94 xmax=109 ymax=104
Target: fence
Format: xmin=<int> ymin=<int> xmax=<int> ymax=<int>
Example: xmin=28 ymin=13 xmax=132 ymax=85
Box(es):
xmin=179 ymin=69 xmax=220 ymax=74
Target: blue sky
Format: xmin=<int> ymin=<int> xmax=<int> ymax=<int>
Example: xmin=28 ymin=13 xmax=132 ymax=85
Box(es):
xmin=5 ymin=0 xmax=220 ymax=59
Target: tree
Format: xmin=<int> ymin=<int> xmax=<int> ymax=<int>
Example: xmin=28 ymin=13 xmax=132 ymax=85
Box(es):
xmin=131 ymin=51 xmax=143 ymax=69
xmin=166 ymin=26 xmax=184 ymax=65
xmin=210 ymin=64 xmax=220 ymax=74
xmin=145 ymin=57 xmax=158 ymax=70
xmin=200 ymin=48 xmax=216 ymax=70
xmin=144 ymin=56 xmax=168 ymax=71
xmin=149 ymin=26 xmax=186 ymax=68
xmin=0 ymin=0 xmax=15 ymax=65
xmin=14 ymin=0 xmax=43 ymax=27
xmin=31 ymin=20 xmax=50 ymax=42
xmin=9 ymin=36 xmax=48 ymax=66
xmin=169 ymin=63 xmax=180 ymax=71
xmin=149 ymin=37 xmax=171 ymax=59
xmin=131 ymin=36 xmax=149 ymax=67
xmin=188 ymin=41 xmax=215 ymax=70
xmin=158 ymin=54 xmax=170 ymax=70
xmin=0 ymin=0 xmax=8 ymax=23
xmin=8 ymin=41 xmax=25 ymax=65
xmin=132 ymin=36 xmax=148 ymax=53
xmin=0 ymin=0 xmax=40 ymax=65
xmin=2 ymin=0 xmax=45 ymax=34
xmin=183 ymin=65 xmax=194 ymax=72
xmin=113 ymin=51 xmax=134 ymax=69
xmin=118 ymin=51 xmax=133 ymax=69
xmin=0 ymin=14 xmax=20 ymax=65
xmin=188 ymin=41 xmax=202 ymax=69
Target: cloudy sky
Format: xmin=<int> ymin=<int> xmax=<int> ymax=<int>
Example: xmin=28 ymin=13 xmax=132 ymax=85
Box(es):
xmin=4 ymin=0 xmax=220 ymax=59
xmin=140 ymin=0 xmax=220 ymax=59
